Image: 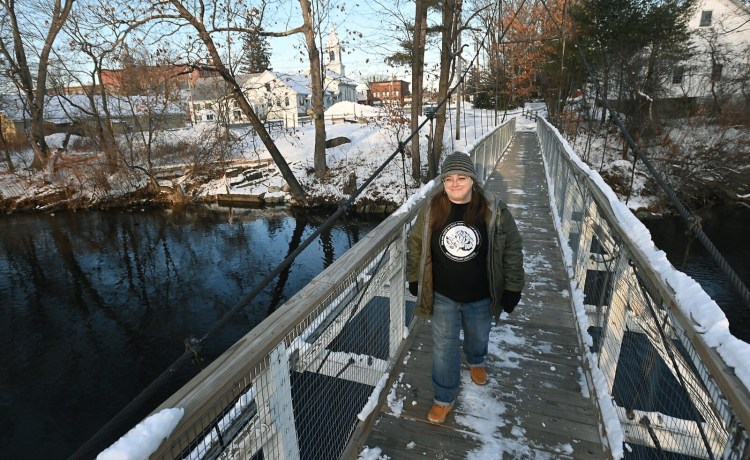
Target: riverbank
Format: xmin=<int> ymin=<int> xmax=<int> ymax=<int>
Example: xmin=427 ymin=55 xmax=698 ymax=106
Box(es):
xmin=3 ymin=150 xmax=746 ymax=218
xmin=3 ymin=103 xmax=747 ymax=217
xmin=0 ymin=159 xmax=405 ymax=215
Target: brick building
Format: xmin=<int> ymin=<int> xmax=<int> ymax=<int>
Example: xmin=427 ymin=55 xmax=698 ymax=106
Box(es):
xmin=369 ymin=77 xmax=410 ymax=106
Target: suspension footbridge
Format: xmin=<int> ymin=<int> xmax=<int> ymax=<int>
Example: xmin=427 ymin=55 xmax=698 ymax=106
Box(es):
xmin=79 ymin=116 xmax=749 ymax=460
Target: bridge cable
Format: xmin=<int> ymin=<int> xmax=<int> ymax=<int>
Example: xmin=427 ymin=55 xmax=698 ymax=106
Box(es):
xmin=530 ymin=0 xmax=750 ymax=310
xmin=634 ymin=262 xmax=718 ymax=460
xmin=72 ymin=4 xmax=529 ymax=456
xmin=572 ymin=29 xmax=750 ymax=309
xmin=313 ymin=242 xmax=394 ymax=379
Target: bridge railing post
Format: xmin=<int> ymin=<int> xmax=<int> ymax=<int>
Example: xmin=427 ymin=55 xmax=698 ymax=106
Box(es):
xmin=388 ymin=226 xmax=407 ymax=360
xmin=257 ymin=342 xmax=301 ymax=460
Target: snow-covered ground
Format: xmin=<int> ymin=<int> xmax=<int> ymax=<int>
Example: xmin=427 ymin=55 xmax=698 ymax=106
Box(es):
xmin=0 ymin=102 xmax=538 ymax=212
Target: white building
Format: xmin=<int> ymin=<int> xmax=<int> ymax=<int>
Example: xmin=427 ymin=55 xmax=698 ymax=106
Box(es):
xmin=666 ymin=0 xmax=750 ymax=102
xmin=323 ymin=28 xmax=358 ymax=104
xmin=189 ymin=28 xmax=358 ymax=128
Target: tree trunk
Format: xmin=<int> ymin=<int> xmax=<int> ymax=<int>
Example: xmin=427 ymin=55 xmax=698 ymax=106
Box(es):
xmin=94 ymin=66 xmax=121 ymax=171
xmin=0 ymin=0 xmax=74 ymax=170
xmin=167 ymin=0 xmax=307 ymax=201
xmin=430 ymin=0 xmax=461 ymax=178
xmin=3 ymin=148 xmax=12 ymax=173
xmin=299 ymin=0 xmax=327 ymax=178
xmin=410 ymin=0 xmax=428 ymax=181
xmin=28 ymin=104 xmax=50 ymax=170
xmin=455 ymin=32 xmax=462 ymax=141
xmin=599 ymin=65 xmax=610 ymax=125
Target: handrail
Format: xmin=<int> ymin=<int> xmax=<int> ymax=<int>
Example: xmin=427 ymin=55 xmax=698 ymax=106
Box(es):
xmin=537 ymin=116 xmax=749 ymax=459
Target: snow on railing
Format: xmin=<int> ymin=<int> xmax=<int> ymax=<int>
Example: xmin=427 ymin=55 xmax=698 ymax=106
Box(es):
xmin=537 ymin=117 xmax=750 ymax=459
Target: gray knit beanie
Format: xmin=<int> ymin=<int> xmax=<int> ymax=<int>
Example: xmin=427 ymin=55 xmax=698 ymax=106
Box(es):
xmin=440 ymin=153 xmax=477 ymax=180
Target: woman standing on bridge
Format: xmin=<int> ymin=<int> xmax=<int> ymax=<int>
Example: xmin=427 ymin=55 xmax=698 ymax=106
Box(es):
xmin=406 ymin=152 xmax=525 ymax=424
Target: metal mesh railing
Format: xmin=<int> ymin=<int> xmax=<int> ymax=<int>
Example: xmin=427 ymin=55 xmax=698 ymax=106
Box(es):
xmin=537 ymin=117 xmax=750 ymax=459
xmin=457 ymin=118 xmax=515 ymax=185
xmin=149 ymin=215 xmax=414 ymax=460
xmin=139 ymin=119 xmax=516 ymax=459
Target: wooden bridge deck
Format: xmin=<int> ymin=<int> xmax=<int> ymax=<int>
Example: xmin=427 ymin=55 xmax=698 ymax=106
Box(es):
xmin=355 ymin=131 xmax=606 ymax=459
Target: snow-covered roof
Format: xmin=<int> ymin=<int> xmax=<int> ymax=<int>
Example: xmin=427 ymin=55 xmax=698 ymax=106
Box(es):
xmin=190 ymin=77 xmax=232 ymax=102
xmin=325 ymin=70 xmax=358 ymax=87
xmin=3 ymin=93 xmax=185 ymax=123
xmin=275 ymin=73 xmax=312 ymax=95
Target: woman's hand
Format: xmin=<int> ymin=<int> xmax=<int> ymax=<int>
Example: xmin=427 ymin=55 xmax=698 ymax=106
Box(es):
xmin=501 ymin=290 xmax=521 ymax=313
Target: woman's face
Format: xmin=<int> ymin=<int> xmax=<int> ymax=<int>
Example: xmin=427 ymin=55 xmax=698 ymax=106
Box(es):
xmin=443 ymin=174 xmax=473 ymax=204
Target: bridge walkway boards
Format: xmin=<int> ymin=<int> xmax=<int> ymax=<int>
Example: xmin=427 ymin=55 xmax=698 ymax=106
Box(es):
xmin=358 ymin=131 xmax=606 ymax=459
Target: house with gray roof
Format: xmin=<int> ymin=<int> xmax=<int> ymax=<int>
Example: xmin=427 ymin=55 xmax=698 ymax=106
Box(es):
xmin=188 ymin=27 xmax=359 ymax=128
xmin=3 ymin=93 xmax=186 ymax=134
xmin=189 ymin=70 xmax=339 ymax=128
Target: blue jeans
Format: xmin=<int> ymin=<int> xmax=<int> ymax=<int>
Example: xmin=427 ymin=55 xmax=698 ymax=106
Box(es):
xmin=431 ymin=292 xmax=492 ymax=405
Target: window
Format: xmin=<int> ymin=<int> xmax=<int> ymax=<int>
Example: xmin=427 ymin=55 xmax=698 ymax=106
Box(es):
xmin=711 ymin=63 xmax=723 ymax=82
xmin=265 ymin=82 xmax=271 ymax=91
xmin=672 ymin=66 xmax=684 ymax=84
xmin=285 ymin=97 xmax=290 ymax=107
xmin=206 ymin=113 xmax=214 ymax=121
xmin=233 ymin=110 xmax=241 ymax=120
xmin=194 ymin=103 xmax=202 ymax=110
xmin=700 ymin=10 xmax=712 ymax=27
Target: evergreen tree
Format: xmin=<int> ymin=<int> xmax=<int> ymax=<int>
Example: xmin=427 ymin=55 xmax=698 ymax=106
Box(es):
xmin=239 ymin=25 xmax=271 ymax=74
xmin=572 ymin=0 xmax=696 ymax=151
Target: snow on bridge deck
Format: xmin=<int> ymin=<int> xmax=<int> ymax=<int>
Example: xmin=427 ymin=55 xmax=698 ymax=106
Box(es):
xmin=354 ymin=131 xmax=607 ymax=459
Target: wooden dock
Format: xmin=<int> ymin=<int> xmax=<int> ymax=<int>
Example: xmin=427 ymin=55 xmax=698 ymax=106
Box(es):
xmin=354 ymin=132 xmax=607 ymax=459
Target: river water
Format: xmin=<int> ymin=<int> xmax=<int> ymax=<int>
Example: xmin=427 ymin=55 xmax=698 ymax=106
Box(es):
xmin=642 ymin=203 xmax=750 ymax=343
xmin=0 ymin=205 xmax=383 ymax=459
xmin=1 ymin=203 xmax=748 ymax=458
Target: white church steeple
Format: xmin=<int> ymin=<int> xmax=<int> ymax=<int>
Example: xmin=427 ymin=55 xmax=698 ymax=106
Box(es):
xmin=326 ymin=26 xmax=345 ymax=77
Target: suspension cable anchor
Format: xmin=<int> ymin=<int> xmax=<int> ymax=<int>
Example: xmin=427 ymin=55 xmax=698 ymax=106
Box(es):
xmin=686 ymin=215 xmax=702 ymax=234
xmin=185 ymin=336 xmax=204 ymax=368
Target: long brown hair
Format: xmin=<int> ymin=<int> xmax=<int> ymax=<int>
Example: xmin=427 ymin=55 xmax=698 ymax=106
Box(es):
xmin=429 ymin=183 xmax=489 ymax=231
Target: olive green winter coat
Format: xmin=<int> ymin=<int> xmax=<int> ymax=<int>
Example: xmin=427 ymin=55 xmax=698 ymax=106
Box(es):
xmin=405 ymin=194 xmax=525 ymax=318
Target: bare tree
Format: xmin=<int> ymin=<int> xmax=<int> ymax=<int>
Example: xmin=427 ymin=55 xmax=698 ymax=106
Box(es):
xmin=96 ymin=0 xmax=308 ymax=200
xmin=411 ymin=0 xmax=430 ymax=180
xmin=430 ymin=0 xmax=463 ymax=178
xmin=370 ymin=0 xmax=439 ymax=181
xmin=0 ymin=109 xmax=15 ymax=172
xmin=0 ymin=0 xmax=74 ymax=170
xmin=50 ymin=2 xmax=127 ymax=170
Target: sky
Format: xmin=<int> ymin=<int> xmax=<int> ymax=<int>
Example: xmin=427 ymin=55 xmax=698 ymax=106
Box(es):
xmin=89 ymin=104 xmax=750 ymax=460
xmin=240 ymin=0 xmax=445 ymax=85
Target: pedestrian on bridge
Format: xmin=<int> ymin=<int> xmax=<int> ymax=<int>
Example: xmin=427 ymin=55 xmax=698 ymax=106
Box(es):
xmin=406 ymin=152 xmax=525 ymax=424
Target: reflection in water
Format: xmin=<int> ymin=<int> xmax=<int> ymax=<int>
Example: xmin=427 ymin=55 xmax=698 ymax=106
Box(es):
xmin=643 ymin=204 xmax=750 ymax=343
xmin=0 ymin=205 xmax=383 ymax=459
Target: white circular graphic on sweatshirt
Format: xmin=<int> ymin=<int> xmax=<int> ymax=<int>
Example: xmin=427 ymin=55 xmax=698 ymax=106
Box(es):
xmin=439 ymin=222 xmax=480 ymax=262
